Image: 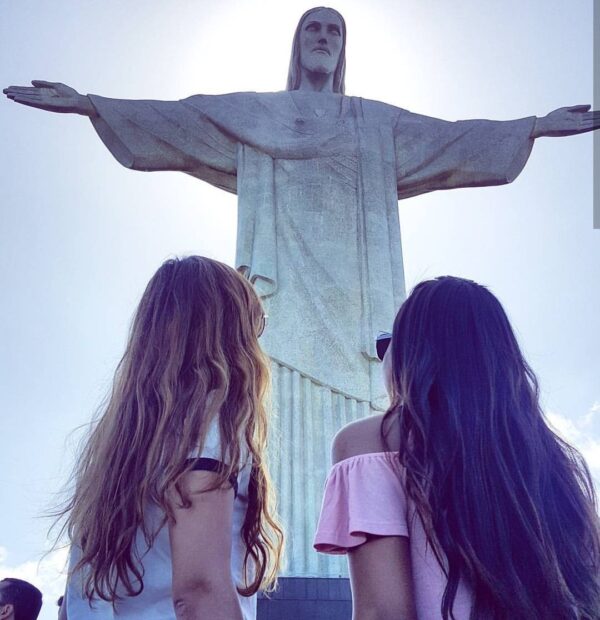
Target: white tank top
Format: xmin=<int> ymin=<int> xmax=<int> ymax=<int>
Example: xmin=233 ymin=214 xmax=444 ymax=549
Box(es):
xmin=66 ymin=416 xmax=255 ymax=619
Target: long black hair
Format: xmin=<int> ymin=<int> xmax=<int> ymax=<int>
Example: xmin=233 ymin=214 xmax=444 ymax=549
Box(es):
xmin=382 ymin=276 xmax=600 ymax=619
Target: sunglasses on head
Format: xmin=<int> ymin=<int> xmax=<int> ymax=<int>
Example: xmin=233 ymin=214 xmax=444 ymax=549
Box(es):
xmin=376 ymin=331 xmax=392 ymax=361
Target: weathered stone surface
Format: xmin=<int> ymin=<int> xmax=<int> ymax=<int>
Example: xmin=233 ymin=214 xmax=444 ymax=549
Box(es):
xmin=85 ymin=89 xmax=535 ymax=574
xmin=257 ymin=577 xmax=352 ymax=620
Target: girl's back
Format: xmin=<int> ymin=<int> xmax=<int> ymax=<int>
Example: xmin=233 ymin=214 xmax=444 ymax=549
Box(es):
xmin=54 ymin=256 xmax=283 ymax=619
xmin=316 ymin=276 xmax=600 ymax=619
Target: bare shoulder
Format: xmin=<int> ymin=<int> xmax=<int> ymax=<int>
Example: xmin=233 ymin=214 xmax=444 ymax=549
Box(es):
xmin=331 ymin=412 xmax=400 ymax=465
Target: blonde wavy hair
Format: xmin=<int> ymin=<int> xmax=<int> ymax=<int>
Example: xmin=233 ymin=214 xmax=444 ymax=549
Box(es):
xmin=52 ymin=256 xmax=284 ymax=601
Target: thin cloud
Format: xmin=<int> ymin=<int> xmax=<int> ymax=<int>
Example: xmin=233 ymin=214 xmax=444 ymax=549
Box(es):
xmin=546 ymin=402 xmax=600 ymax=490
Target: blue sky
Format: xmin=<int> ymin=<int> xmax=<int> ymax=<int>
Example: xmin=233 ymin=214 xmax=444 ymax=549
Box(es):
xmin=0 ymin=1 xmax=597 ymax=617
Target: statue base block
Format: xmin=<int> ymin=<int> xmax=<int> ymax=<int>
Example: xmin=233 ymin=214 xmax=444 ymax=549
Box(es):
xmin=257 ymin=577 xmax=351 ymax=619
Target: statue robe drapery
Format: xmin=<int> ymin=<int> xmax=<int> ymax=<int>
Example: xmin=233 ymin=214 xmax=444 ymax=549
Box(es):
xmin=88 ymin=91 xmax=535 ymax=575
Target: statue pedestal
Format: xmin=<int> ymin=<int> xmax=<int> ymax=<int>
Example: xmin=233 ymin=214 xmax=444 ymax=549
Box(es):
xmin=269 ymin=360 xmax=380 ymax=575
xmin=257 ymin=577 xmax=351 ymax=620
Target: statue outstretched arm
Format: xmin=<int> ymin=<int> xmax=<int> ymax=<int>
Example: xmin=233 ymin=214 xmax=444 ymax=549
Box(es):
xmin=394 ymin=110 xmax=536 ymax=200
xmin=393 ymin=103 xmax=598 ymax=200
xmin=532 ymin=105 xmax=600 ymax=138
xmin=4 ymin=82 xmax=238 ymax=193
xmin=3 ymin=81 xmax=98 ymax=116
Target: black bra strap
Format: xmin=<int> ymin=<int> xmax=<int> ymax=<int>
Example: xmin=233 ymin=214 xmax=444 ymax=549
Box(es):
xmin=186 ymin=457 xmax=238 ymax=498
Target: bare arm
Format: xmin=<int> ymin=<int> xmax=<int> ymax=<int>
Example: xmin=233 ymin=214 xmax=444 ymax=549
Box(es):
xmin=331 ymin=424 xmax=417 ymax=620
xmin=532 ymin=104 xmax=600 ymax=138
xmin=348 ymin=536 xmax=417 ymax=620
xmin=167 ymin=470 xmax=243 ymax=620
xmin=3 ymin=81 xmax=97 ymax=116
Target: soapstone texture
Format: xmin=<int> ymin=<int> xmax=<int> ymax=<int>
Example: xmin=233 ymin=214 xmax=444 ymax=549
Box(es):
xmin=87 ymin=90 xmax=535 ymax=575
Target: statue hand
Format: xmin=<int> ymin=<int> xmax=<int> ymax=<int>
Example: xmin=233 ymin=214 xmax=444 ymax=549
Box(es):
xmin=533 ymin=105 xmax=600 ymax=138
xmin=3 ymin=81 xmax=96 ymax=116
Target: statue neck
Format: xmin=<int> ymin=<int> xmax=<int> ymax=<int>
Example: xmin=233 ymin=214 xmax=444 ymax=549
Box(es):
xmin=297 ymin=69 xmax=335 ymax=93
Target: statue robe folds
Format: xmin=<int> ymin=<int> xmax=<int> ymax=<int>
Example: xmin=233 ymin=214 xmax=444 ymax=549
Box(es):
xmin=88 ymin=91 xmax=535 ymax=575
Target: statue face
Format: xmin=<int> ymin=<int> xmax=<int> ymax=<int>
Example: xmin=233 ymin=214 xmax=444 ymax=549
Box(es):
xmin=299 ymin=8 xmax=343 ymax=77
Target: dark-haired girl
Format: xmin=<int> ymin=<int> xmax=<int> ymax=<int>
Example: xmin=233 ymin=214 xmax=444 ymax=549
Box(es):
xmin=315 ymin=276 xmax=599 ymax=619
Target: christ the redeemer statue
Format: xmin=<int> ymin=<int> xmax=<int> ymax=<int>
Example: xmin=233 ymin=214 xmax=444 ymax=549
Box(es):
xmin=5 ymin=7 xmax=598 ymax=578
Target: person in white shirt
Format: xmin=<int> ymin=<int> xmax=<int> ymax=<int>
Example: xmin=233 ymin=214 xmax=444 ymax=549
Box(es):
xmin=53 ymin=255 xmax=284 ymax=620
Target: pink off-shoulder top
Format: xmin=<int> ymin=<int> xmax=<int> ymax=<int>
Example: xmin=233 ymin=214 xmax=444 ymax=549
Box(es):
xmin=313 ymin=452 xmax=474 ymax=620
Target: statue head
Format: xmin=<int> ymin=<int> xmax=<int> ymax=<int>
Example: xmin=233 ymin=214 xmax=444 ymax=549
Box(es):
xmin=287 ymin=7 xmax=346 ymax=94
